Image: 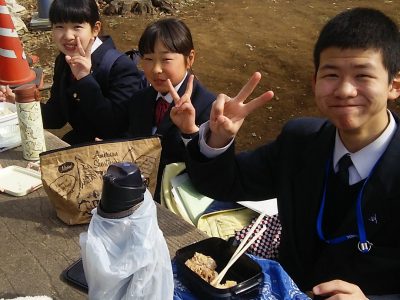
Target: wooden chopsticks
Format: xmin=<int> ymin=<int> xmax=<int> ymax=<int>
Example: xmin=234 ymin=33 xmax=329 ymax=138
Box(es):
xmin=211 ymin=212 xmax=267 ymax=287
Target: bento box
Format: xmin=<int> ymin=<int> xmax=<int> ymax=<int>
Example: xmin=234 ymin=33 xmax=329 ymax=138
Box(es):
xmin=175 ymin=237 xmax=263 ymax=299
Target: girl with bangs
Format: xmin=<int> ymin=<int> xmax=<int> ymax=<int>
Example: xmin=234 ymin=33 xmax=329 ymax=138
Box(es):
xmin=45 ymin=0 xmax=144 ymax=144
xmin=125 ymin=18 xmax=215 ymax=202
xmin=1 ymin=0 xmax=144 ymax=144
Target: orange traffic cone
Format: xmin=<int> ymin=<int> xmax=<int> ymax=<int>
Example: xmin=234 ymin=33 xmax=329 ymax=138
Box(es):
xmin=0 ymin=0 xmax=36 ymax=86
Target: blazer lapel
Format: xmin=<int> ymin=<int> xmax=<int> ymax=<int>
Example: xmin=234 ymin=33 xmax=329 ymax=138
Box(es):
xmin=129 ymin=88 xmax=158 ymax=137
xmin=54 ymin=56 xmax=70 ymax=119
xmin=291 ymin=123 xmax=336 ymax=261
xmin=294 ymin=123 xmax=335 ymax=217
xmin=361 ymin=118 xmax=400 ymax=240
xmin=91 ymin=36 xmax=113 ymax=69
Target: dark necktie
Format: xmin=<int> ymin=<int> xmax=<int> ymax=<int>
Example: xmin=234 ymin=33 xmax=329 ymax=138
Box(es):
xmin=337 ymin=154 xmax=353 ymax=185
xmin=70 ymin=72 xmax=77 ymax=82
xmin=154 ymin=97 xmax=170 ymax=127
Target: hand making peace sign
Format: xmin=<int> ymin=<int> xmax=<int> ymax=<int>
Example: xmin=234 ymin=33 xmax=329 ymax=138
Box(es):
xmin=65 ymin=36 xmax=94 ymax=80
xmin=208 ymin=72 xmax=274 ymax=148
xmin=168 ymin=74 xmax=199 ymax=134
xmin=168 ymin=72 xmax=274 ymax=147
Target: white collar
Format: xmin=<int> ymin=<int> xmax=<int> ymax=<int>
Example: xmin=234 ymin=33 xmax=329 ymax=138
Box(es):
xmin=91 ymin=37 xmax=102 ymax=54
xmin=156 ymin=72 xmax=188 ymax=104
xmin=333 ymin=110 xmax=397 ymax=181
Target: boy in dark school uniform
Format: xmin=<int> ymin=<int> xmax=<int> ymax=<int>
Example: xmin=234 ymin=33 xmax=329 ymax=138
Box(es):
xmin=170 ymin=7 xmax=400 ymax=299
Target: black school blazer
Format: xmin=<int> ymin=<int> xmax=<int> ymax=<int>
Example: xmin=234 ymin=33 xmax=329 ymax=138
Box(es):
xmin=41 ymin=36 xmax=143 ymax=144
xmin=186 ymin=114 xmax=400 ymax=295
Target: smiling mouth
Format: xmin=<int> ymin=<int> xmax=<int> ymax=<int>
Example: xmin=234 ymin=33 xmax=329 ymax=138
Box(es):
xmin=64 ymin=44 xmax=77 ymax=50
xmin=329 ymin=105 xmax=363 ymax=114
xmin=330 ymin=104 xmax=361 ymax=108
xmin=153 ymin=79 xmax=166 ymax=85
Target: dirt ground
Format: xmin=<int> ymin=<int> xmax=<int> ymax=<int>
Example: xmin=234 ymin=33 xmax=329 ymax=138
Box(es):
xmin=17 ymin=0 xmax=400 ymax=151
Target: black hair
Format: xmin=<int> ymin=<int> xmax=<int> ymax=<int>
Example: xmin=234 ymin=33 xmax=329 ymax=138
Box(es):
xmin=138 ymin=18 xmax=194 ymax=57
xmin=313 ymin=7 xmax=400 ymax=82
xmin=49 ymin=0 xmax=100 ymax=28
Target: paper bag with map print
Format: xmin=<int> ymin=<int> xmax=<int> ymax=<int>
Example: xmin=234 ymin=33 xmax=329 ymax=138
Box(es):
xmin=40 ymin=137 xmax=161 ymax=225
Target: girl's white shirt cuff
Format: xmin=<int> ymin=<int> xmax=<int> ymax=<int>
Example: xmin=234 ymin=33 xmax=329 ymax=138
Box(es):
xmin=198 ymin=121 xmax=233 ymax=158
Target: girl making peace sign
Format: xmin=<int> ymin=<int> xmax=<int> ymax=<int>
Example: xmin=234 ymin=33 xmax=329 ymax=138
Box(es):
xmin=125 ymin=18 xmax=215 ymax=202
xmin=1 ymin=0 xmax=144 ymax=144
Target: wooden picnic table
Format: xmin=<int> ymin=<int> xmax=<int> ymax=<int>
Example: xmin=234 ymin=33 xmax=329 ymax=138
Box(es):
xmin=0 ymin=131 xmax=207 ymax=299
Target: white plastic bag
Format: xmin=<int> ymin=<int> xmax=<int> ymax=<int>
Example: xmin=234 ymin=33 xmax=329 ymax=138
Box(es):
xmin=79 ymin=190 xmax=173 ymax=300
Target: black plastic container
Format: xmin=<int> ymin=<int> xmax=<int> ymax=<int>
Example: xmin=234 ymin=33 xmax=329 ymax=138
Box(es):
xmin=175 ymin=237 xmax=263 ymax=299
xmin=62 ymin=258 xmax=88 ymax=292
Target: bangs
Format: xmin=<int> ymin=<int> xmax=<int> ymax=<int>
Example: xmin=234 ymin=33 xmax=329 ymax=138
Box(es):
xmin=138 ymin=30 xmax=158 ymax=56
xmin=139 ymin=18 xmax=193 ymax=57
xmin=49 ymin=0 xmax=99 ymax=26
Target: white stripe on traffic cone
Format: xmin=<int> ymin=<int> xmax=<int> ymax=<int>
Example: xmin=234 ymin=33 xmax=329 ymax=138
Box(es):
xmin=0 ymin=27 xmax=18 ymax=37
xmin=0 ymin=6 xmax=10 ymax=14
xmin=0 ymin=47 xmax=16 ymax=58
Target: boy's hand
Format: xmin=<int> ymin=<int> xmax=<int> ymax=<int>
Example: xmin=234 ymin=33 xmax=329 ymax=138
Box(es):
xmin=207 ymin=72 xmax=274 ymax=148
xmin=312 ymin=280 xmax=368 ymax=300
xmin=168 ymin=75 xmax=199 ymax=134
xmin=0 ymin=85 xmax=15 ymax=103
xmin=65 ymin=37 xmax=94 ymax=80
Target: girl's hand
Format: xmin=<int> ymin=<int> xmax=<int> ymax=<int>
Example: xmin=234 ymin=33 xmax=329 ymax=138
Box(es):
xmin=0 ymin=85 xmax=15 ymax=103
xmin=207 ymin=72 xmax=274 ymax=148
xmin=168 ymin=75 xmax=199 ymax=134
xmin=312 ymin=280 xmax=368 ymax=300
xmin=65 ymin=37 xmax=94 ymax=80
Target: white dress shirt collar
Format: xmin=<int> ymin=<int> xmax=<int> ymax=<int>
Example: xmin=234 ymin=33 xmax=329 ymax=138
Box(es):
xmin=156 ymin=72 xmax=188 ymax=104
xmin=333 ymin=110 xmax=397 ymax=184
xmin=91 ymin=36 xmax=102 ymax=54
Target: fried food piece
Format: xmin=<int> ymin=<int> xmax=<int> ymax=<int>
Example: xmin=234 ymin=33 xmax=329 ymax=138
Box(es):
xmin=185 ymin=252 xmax=218 ymax=283
xmin=185 ymin=252 xmax=237 ymax=289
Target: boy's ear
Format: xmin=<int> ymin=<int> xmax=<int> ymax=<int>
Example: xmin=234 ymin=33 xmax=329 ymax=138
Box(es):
xmin=388 ymin=71 xmax=400 ymax=100
xmin=186 ymin=50 xmax=195 ymax=68
xmin=92 ymin=21 xmax=101 ymax=37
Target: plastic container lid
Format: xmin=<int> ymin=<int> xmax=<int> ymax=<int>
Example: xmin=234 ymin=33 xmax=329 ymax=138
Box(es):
xmin=0 ymin=166 xmax=42 ymax=196
xmin=0 ymin=123 xmax=21 ymax=149
xmin=0 ymin=102 xmax=18 ymax=124
xmin=98 ymin=162 xmax=146 ymax=218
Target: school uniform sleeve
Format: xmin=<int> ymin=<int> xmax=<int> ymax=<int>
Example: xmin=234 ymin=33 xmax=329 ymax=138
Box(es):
xmin=185 ymin=117 xmax=328 ymax=202
xmin=73 ymin=54 xmax=140 ymax=139
xmin=40 ymin=54 xmax=68 ymax=129
xmin=185 ymin=132 xmax=279 ymax=202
